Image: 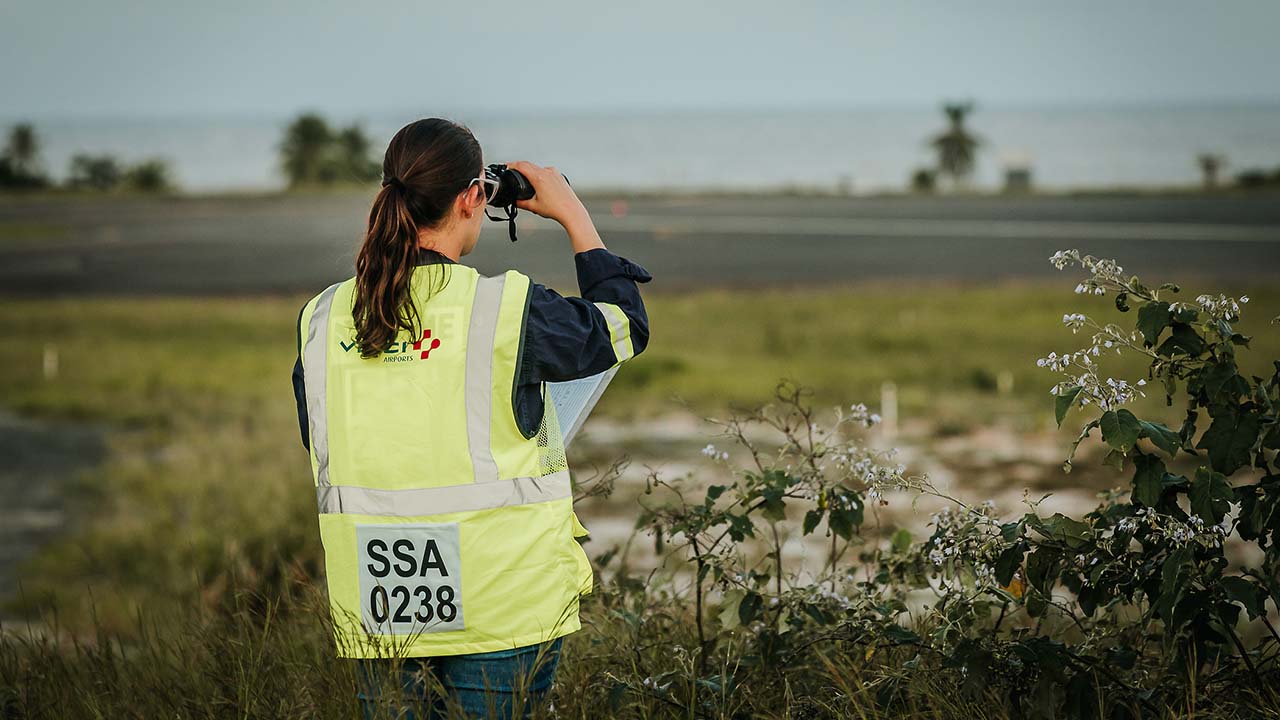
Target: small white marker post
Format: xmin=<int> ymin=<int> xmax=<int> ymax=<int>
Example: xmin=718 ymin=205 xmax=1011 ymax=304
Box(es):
xmin=880 ymin=380 xmax=898 ymax=440
xmin=997 ymin=369 xmax=1014 ymax=396
xmin=42 ymin=343 xmax=58 ymax=380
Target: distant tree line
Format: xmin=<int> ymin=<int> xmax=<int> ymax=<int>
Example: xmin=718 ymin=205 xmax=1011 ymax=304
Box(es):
xmin=1235 ymin=166 xmax=1280 ymax=188
xmin=1196 ymin=152 xmax=1280 ymax=190
xmin=278 ymin=113 xmax=380 ymax=187
xmin=0 ymin=123 xmax=174 ymax=193
xmin=1208 ymin=154 xmax=1280 ymax=190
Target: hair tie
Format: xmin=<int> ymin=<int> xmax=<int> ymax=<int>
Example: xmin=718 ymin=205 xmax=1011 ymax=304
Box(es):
xmin=381 ymin=176 xmax=405 ymax=191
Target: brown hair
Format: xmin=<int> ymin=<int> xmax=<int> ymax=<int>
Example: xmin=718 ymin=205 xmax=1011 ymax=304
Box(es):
xmin=352 ymin=118 xmax=482 ymax=358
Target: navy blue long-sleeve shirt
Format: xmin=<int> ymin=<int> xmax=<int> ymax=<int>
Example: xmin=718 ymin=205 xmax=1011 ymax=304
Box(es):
xmin=292 ymin=247 xmax=651 ymax=449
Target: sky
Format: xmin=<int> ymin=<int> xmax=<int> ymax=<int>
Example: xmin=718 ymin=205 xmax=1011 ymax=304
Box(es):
xmin=3 ymin=0 xmax=1279 ymax=119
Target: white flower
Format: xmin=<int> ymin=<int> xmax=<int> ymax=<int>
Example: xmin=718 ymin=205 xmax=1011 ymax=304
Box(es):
xmin=702 ymin=444 xmax=729 ymax=461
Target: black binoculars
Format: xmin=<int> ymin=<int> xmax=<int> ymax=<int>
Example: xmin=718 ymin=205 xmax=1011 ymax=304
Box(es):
xmin=483 ymin=163 xmax=570 ymax=209
xmin=483 ymin=164 xmax=570 ymax=242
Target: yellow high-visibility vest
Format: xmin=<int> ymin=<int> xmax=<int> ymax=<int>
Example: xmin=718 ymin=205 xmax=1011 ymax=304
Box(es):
xmin=299 ymin=263 xmax=599 ymax=658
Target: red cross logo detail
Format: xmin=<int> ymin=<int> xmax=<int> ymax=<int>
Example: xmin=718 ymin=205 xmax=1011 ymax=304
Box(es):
xmin=413 ymin=329 xmax=441 ymax=360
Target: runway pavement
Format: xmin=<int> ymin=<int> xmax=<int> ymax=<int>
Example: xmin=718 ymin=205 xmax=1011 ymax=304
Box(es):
xmin=1 ymin=191 xmax=1276 ymax=296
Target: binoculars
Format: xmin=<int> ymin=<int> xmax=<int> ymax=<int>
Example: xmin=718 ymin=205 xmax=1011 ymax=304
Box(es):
xmin=483 ymin=164 xmax=570 ymax=242
xmin=484 ymin=163 xmax=569 ymax=209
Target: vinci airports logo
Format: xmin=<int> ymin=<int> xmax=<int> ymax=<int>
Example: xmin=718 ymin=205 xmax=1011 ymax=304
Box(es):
xmin=340 ymin=329 xmax=442 ymax=364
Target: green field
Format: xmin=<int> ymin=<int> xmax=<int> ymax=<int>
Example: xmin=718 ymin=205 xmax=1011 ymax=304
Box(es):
xmin=3 ymin=278 xmax=1278 ymax=609
xmin=2 ymin=278 xmax=1278 ymax=717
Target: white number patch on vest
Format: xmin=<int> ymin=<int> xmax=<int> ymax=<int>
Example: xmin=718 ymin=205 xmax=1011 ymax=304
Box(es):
xmin=356 ymin=523 xmax=464 ymax=635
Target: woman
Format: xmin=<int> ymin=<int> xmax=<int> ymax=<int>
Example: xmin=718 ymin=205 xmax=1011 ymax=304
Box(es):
xmin=290 ymin=118 xmax=651 ymax=718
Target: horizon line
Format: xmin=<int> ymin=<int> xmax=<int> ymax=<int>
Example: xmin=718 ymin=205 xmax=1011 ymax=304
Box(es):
xmin=5 ymin=96 xmax=1280 ymax=126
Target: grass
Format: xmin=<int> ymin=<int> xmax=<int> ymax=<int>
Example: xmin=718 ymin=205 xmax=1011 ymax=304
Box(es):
xmin=5 ymin=280 xmax=1279 ymax=427
xmin=1 ymin=279 xmax=1278 ymax=717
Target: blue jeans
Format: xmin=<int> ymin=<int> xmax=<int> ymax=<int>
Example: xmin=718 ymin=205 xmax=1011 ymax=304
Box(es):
xmin=356 ymin=637 xmax=564 ymax=720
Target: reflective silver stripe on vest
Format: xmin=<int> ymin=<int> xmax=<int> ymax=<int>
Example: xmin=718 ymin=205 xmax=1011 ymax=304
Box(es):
xmin=593 ymin=301 xmax=633 ymax=363
xmin=465 ymin=274 xmax=506 ymax=484
xmin=316 ymin=470 xmax=571 ymax=516
xmin=304 ymin=282 xmax=341 ymax=488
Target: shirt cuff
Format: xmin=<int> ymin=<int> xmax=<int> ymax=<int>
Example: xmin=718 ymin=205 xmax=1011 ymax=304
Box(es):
xmin=574 ymin=248 xmax=652 ymax=295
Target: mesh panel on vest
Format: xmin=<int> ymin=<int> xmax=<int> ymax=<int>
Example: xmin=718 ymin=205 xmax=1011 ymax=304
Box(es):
xmin=537 ymin=396 xmax=568 ymax=476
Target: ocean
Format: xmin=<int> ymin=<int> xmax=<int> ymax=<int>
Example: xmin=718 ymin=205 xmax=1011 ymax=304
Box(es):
xmin=9 ymin=104 xmax=1280 ymax=194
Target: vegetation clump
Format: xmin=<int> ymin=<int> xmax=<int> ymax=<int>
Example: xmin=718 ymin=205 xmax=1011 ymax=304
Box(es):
xmin=0 ymin=123 xmax=174 ymax=193
xmin=279 ymin=113 xmax=381 ymax=188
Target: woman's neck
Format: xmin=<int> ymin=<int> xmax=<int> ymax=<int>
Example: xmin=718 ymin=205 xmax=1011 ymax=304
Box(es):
xmin=416 ymin=230 xmax=462 ymax=262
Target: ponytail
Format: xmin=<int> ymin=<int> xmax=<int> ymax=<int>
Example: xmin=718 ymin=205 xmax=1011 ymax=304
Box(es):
xmin=352 ymin=183 xmax=422 ymax=358
xmin=351 ymin=118 xmax=482 ymax=358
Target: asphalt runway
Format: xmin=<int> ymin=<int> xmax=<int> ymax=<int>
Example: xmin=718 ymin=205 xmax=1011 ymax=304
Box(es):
xmin=0 ymin=191 xmax=1276 ymax=296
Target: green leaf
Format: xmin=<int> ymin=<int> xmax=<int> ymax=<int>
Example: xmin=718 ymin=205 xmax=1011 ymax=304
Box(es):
xmin=1025 ymin=547 xmax=1059 ymax=594
xmin=726 ymin=514 xmax=755 ymax=541
xmin=1137 ymin=419 xmax=1180 ymax=457
xmin=761 ymin=488 xmax=787 ymax=522
xmin=1200 ymin=360 xmax=1241 ymax=401
xmin=1190 ymin=467 xmax=1232 ymax=525
xmin=1156 ymin=323 xmax=1206 ymax=357
xmin=1131 ymin=453 xmax=1166 ymax=507
xmin=1055 ymin=386 xmax=1082 ymax=428
xmin=1000 ymin=520 xmax=1024 ymax=542
xmin=1264 ymin=423 xmax=1280 ymax=451
xmin=826 ymin=495 xmax=863 ymax=540
xmin=1136 ymin=301 xmax=1171 ymax=347
xmin=1195 ymin=409 xmax=1261 ymax=475
xmin=882 ymin=624 xmax=921 ymax=645
xmin=1039 ymin=513 xmax=1092 ymax=548
xmin=738 ymin=591 xmax=763 ymax=625
xmin=1222 ymin=577 xmax=1265 ymax=620
xmin=1102 ymin=448 xmax=1126 ymax=471
xmin=995 ymin=545 xmax=1023 ymax=586
xmin=891 ymin=528 xmax=913 ymax=553
xmin=717 ymin=589 xmax=745 ymax=630
xmin=1155 ymin=548 xmax=1191 ymax=620
xmin=802 ymin=509 xmax=822 ymax=536
xmin=1100 ymin=409 xmax=1141 ymax=453
xmin=1026 ymin=592 xmax=1047 ymax=618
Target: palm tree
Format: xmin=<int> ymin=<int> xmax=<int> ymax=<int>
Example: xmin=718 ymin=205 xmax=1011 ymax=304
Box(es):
xmin=1197 ymin=153 xmax=1225 ymax=190
xmin=280 ymin=114 xmax=333 ymax=187
xmin=930 ymin=101 xmax=981 ymax=188
xmin=4 ymin=123 xmax=40 ymax=176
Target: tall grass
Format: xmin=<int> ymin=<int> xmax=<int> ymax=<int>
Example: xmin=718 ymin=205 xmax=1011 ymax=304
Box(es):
xmin=2 ymin=282 xmax=1279 ymax=717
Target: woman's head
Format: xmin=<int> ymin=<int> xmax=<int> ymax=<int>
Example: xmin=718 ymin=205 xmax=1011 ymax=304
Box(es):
xmin=352 ymin=118 xmax=486 ymax=358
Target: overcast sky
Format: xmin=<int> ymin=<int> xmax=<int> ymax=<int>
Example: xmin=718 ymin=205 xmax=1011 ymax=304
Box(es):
xmin=3 ymin=0 xmax=1278 ymax=119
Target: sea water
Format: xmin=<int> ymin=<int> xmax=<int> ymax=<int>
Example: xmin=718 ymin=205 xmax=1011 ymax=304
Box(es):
xmin=10 ymin=104 xmax=1280 ymax=194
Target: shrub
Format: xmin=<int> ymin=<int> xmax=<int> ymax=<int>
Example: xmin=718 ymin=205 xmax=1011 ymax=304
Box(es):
xmin=583 ymin=250 xmax=1279 ymax=717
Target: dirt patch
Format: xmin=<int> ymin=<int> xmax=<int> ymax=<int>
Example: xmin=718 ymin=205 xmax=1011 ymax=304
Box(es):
xmin=0 ymin=409 xmax=105 ymax=608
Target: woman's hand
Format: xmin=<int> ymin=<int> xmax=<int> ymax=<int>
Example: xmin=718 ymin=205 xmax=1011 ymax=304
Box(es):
xmin=505 ymin=161 xmax=591 ymax=231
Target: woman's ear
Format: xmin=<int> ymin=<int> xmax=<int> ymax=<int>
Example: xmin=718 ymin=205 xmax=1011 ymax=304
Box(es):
xmin=457 ymin=188 xmax=476 ymax=219
xmin=461 ymin=184 xmax=486 ymax=218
